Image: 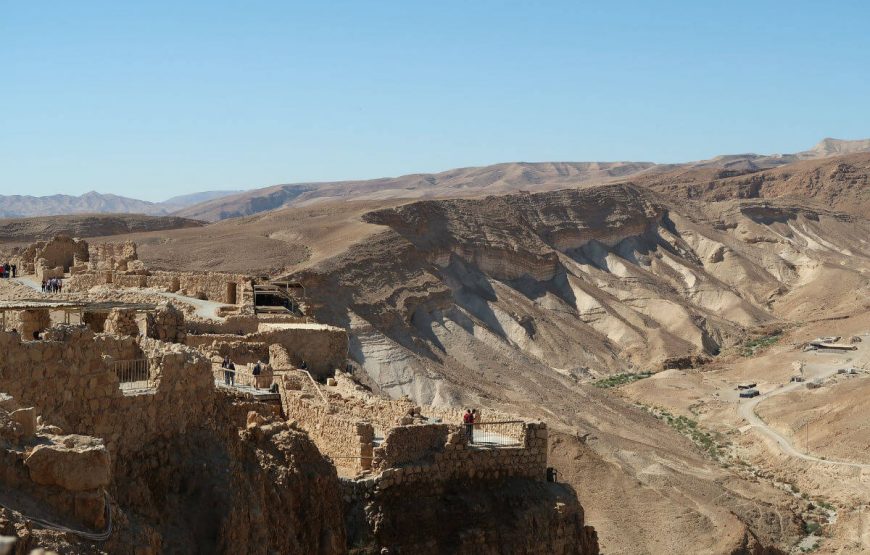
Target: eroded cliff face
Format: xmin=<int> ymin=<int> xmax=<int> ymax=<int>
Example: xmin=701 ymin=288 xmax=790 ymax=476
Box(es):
xmin=344 ymin=477 xmax=598 ymax=555
xmin=287 ymin=184 xmax=870 ymax=553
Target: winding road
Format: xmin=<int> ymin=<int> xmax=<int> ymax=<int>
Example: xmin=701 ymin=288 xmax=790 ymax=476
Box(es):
xmin=738 ymin=365 xmax=870 ymax=470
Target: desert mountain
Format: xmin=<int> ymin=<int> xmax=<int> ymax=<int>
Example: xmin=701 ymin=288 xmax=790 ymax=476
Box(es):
xmin=0 ymin=189 xmax=239 ymax=218
xmin=3 ymin=138 xmax=867 ymax=222
xmin=175 ymin=138 xmax=870 ymax=221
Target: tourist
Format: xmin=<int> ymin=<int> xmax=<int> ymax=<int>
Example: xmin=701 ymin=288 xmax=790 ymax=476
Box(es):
xmin=252 ymin=360 xmax=262 ymax=390
xmin=300 ymin=360 xmax=308 ymax=371
xmin=10 ymin=264 xmax=15 ymax=278
xmin=222 ymin=356 xmax=233 ymax=386
xmin=227 ymin=360 xmax=236 ymax=386
xmin=41 ymin=280 xmax=46 ymax=293
xmin=463 ymin=409 xmax=474 ymax=443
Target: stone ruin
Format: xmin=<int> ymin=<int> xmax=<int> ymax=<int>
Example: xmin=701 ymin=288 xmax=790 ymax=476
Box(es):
xmin=0 ymin=254 xmax=582 ymax=553
xmin=86 ymin=241 xmax=141 ymax=272
xmin=10 ymin=235 xmax=90 ymax=279
xmin=276 ymin=368 xmax=548 ymax=481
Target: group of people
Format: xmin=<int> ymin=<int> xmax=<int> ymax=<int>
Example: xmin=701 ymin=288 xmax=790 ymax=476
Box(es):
xmin=41 ymin=278 xmax=63 ymax=294
xmin=221 ymin=356 xmax=274 ymax=391
xmin=463 ymin=408 xmax=480 ymax=443
xmin=0 ymin=263 xmax=16 ymax=278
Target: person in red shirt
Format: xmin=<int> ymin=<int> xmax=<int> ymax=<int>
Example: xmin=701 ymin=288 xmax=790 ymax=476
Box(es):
xmin=463 ymin=409 xmax=474 ymax=443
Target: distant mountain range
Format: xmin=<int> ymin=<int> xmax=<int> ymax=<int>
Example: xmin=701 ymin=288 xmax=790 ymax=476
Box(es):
xmin=2 ymin=138 xmax=868 ymax=221
xmin=0 ymin=190 xmax=240 ymax=219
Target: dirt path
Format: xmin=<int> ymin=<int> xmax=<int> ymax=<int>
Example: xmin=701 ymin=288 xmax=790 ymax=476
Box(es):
xmin=11 ymin=276 xmax=225 ymax=320
xmin=738 ymin=368 xmax=870 ymax=470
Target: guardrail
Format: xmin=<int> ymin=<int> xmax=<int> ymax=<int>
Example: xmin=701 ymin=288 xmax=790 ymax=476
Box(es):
xmin=213 ymin=363 xmax=272 ymax=389
xmin=467 ymin=420 xmax=525 ymax=447
xmin=111 ymin=359 xmax=153 ymax=391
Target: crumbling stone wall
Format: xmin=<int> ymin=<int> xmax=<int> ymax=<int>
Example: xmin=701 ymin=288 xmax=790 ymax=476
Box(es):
xmin=186 ymin=335 xmax=270 ymax=364
xmin=103 ymin=308 xmax=140 ymax=337
xmin=186 ymin=314 xmax=260 ymax=335
xmin=15 ymin=235 xmax=90 ymax=275
xmin=88 ymin=241 xmax=138 ymax=271
xmin=145 ymin=302 xmax=185 ymax=343
xmin=35 ymin=258 xmax=65 ymax=281
xmin=12 ymin=308 xmax=51 ymax=339
xmin=0 ymin=395 xmax=110 ymax=529
xmin=66 ymin=269 xmax=253 ymax=306
xmin=0 ymin=327 xmax=215 ymax=480
xmin=184 ymin=325 xmax=348 ymax=378
xmin=371 ymin=422 xmax=548 ymax=485
xmin=278 ymin=381 xmax=374 ymax=476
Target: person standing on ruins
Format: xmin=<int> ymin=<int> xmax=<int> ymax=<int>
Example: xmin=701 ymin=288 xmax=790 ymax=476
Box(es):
xmin=252 ymin=360 xmax=262 ymax=390
xmin=222 ymin=356 xmax=234 ymax=386
xmin=10 ymin=264 xmax=15 ymax=278
xmin=463 ymin=409 xmax=474 ymax=443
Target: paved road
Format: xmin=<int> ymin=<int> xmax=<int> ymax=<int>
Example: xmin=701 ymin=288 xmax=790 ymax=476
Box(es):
xmin=738 ymin=366 xmax=870 ymax=470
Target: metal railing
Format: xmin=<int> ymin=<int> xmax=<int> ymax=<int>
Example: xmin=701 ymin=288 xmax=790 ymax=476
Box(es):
xmin=111 ymin=359 xmax=153 ymax=391
xmin=465 ymin=421 xmax=525 ymax=447
xmin=214 ymin=363 xmax=272 ymax=390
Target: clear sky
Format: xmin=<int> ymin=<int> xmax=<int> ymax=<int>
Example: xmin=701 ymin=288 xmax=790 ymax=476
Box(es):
xmin=1 ymin=1 xmax=868 ymax=202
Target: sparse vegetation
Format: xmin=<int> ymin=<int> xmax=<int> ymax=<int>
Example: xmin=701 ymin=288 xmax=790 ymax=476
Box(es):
xmin=593 ymin=372 xmax=653 ymax=388
xmin=641 ymin=406 xmax=726 ymax=461
xmin=741 ymin=333 xmax=782 ymax=357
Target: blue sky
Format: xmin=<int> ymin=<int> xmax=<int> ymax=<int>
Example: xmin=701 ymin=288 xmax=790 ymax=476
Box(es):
xmin=1 ymin=1 xmax=868 ymax=201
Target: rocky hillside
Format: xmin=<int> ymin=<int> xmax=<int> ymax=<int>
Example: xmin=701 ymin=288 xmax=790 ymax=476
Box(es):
xmin=0 ymin=213 xmax=203 ymax=244
xmin=278 ymin=183 xmax=869 ymax=553
xmin=637 ymin=152 xmax=870 ymax=217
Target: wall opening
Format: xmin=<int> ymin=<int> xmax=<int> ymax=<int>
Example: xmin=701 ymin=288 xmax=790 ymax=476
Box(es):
xmin=226 ymin=282 xmax=238 ymax=305
xmin=170 ymin=277 xmax=180 ymax=292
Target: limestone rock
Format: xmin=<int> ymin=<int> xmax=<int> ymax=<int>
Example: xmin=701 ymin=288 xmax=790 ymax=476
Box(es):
xmin=25 ymin=436 xmax=111 ymax=492
xmin=9 ymin=407 xmax=36 ymax=440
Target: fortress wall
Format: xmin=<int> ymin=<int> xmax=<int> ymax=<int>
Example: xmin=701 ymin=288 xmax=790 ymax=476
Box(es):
xmin=185 ymin=326 xmax=348 ymax=378
xmin=0 ymin=399 xmax=110 ymax=529
xmin=88 ymin=241 xmax=138 ymax=271
xmin=186 ymin=314 xmax=260 ymax=335
xmin=65 ymin=270 xmax=253 ymax=306
xmin=0 ymin=328 xmax=215 ymax=489
xmin=250 ymin=327 xmax=347 ymax=379
xmin=279 ymin=384 xmax=374 ymax=476
xmin=371 ymin=422 xmax=548 ymax=488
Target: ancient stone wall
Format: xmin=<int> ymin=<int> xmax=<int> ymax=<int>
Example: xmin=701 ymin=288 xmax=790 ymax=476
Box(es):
xmin=250 ymin=326 xmax=347 ymax=379
xmin=145 ymin=302 xmax=185 ymax=343
xmin=103 ymin=308 xmax=140 ymax=337
xmin=0 ymin=396 xmax=110 ymax=529
xmin=66 ymin=269 xmax=253 ymax=306
xmin=371 ymin=422 xmax=548 ymax=486
xmin=278 ymin=381 xmax=374 ymax=476
xmin=186 ymin=335 xmax=270 ymax=364
xmin=186 ymin=314 xmax=260 ymax=335
xmin=35 ymin=259 xmax=65 ymax=282
xmin=88 ymin=241 xmax=138 ymax=271
xmin=12 ymin=309 xmax=51 ymax=339
xmin=184 ymin=325 xmax=348 ymax=378
xmin=31 ymin=236 xmax=89 ymax=274
xmin=0 ymin=327 xmax=215 ymax=484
